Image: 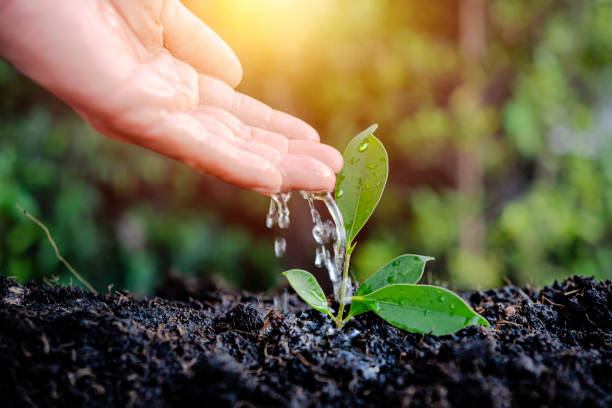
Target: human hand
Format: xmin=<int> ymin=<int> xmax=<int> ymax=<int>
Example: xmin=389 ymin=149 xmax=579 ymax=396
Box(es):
xmin=0 ymin=0 xmax=342 ymax=194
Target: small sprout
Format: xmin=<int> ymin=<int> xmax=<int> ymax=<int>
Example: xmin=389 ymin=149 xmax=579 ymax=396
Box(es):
xmin=283 ymin=126 xmax=489 ymax=335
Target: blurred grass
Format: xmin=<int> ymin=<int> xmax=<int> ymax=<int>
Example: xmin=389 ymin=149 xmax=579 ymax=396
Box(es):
xmin=1 ymin=0 xmax=612 ymax=293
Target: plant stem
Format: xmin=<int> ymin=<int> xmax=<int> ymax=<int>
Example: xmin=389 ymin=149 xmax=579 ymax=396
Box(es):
xmin=16 ymin=204 xmax=97 ymax=294
xmin=334 ymin=246 xmax=352 ymax=328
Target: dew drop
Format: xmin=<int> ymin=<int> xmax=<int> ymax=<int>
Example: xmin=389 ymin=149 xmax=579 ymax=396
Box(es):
xmin=336 ymin=188 xmax=344 ymax=198
xmin=367 ymin=163 xmax=377 ymax=169
xmin=274 ymin=237 xmax=287 ymax=257
xmin=364 ymin=183 xmax=371 ymax=189
xmin=392 ymin=259 xmax=401 ymax=267
xmin=359 ymin=139 xmax=369 ymax=152
xmin=438 ymin=295 xmax=446 ymax=303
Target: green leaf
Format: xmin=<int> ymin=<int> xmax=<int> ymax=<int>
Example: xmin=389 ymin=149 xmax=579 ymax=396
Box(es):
xmin=359 ymin=284 xmax=490 ymax=335
xmin=335 ymin=124 xmax=388 ymax=244
xmin=283 ymin=269 xmax=334 ymax=318
xmin=347 ymin=254 xmax=434 ymax=318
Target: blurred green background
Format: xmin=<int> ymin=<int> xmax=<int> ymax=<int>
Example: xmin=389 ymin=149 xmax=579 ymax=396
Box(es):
xmin=1 ymin=0 xmax=611 ymax=293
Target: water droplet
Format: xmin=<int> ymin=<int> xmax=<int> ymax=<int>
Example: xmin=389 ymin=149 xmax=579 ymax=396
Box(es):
xmin=364 ymin=183 xmax=371 ymax=189
xmin=274 ymin=237 xmax=287 ymax=257
xmin=438 ymin=295 xmax=446 ymax=303
xmin=359 ymin=139 xmax=369 ymax=152
xmin=279 ymin=213 xmax=290 ymax=229
xmin=312 ymin=224 xmax=325 ymax=244
xmin=367 ymin=163 xmax=377 ymax=169
xmin=392 ymin=259 xmax=401 ymax=267
xmin=269 ymin=191 xmax=347 ymax=302
xmin=314 ymin=246 xmax=324 ymax=268
xmin=450 ymin=304 xmax=456 ymax=309
xmin=336 ymin=188 xmax=344 ymax=198
xmin=265 ymin=213 xmax=275 ymax=229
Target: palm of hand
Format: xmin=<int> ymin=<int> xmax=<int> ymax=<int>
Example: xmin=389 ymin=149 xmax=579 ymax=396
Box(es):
xmin=0 ymin=0 xmax=342 ymax=193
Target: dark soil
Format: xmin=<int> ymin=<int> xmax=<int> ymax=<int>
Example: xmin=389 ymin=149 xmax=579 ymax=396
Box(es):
xmin=0 ymin=275 xmax=610 ymax=408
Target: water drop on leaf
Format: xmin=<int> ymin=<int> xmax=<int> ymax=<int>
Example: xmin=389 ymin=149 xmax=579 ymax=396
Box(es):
xmin=358 ymin=139 xmax=369 ymax=152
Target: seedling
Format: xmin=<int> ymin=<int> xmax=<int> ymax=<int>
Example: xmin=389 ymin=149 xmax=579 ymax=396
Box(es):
xmin=283 ymin=125 xmax=489 ymax=335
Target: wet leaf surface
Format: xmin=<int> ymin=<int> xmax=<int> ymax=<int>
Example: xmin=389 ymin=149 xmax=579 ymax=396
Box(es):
xmin=335 ymin=124 xmax=388 ymax=244
xmin=283 ymin=269 xmax=333 ymax=318
xmin=360 ymin=284 xmax=489 ymax=335
xmin=348 ymin=254 xmax=433 ymax=318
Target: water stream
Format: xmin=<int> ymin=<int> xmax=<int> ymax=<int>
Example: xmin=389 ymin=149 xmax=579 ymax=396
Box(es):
xmin=266 ymin=191 xmax=350 ymax=303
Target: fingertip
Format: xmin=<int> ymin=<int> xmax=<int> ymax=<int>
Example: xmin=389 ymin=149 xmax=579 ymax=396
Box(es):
xmin=299 ymin=121 xmax=320 ymax=142
xmin=288 ymin=141 xmax=344 ymax=173
xmin=226 ymin=51 xmax=243 ymax=88
xmin=279 ymin=155 xmax=336 ymax=192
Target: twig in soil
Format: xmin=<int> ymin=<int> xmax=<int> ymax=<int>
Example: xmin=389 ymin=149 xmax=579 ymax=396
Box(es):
xmin=564 ymin=288 xmax=583 ymax=297
xmin=15 ymin=204 xmax=97 ymax=294
xmin=497 ymin=320 xmax=520 ymax=327
xmin=541 ymin=296 xmax=564 ymax=308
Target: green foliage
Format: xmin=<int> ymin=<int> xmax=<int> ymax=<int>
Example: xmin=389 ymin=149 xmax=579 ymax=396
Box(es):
xmin=285 ymin=128 xmax=488 ymax=335
xmin=358 ymin=284 xmax=489 ymax=335
xmin=282 ymin=269 xmax=334 ymax=318
xmin=335 ymin=124 xmax=388 ymax=244
xmin=347 ymin=254 xmax=433 ymax=318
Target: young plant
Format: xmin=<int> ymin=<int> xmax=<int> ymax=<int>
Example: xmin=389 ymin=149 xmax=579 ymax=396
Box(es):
xmin=283 ymin=125 xmax=490 ymax=335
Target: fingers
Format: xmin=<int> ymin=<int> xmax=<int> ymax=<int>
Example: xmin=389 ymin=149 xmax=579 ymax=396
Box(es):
xmin=279 ymin=155 xmax=336 ymax=192
xmin=288 ymin=140 xmax=344 ymax=173
xmin=198 ymin=73 xmax=319 ymax=141
xmin=161 ymin=0 xmax=242 ymax=87
xmin=137 ymin=111 xmax=282 ymax=192
xmin=194 ymin=106 xmax=343 ymax=173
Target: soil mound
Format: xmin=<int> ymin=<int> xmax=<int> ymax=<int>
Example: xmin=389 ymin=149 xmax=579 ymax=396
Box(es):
xmin=0 ymin=275 xmax=610 ymax=407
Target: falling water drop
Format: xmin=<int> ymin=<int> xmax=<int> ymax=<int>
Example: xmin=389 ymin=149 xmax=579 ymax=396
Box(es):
xmin=314 ymin=246 xmax=324 ymax=268
xmin=312 ymin=224 xmax=324 ymax=244
xmin=274 ymin=237 xmax=287 ymax=257
xmin=266 ymin=190 xmax=347 ymax=302
xmin=266 ymin=199 xmax=277 ymax=228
